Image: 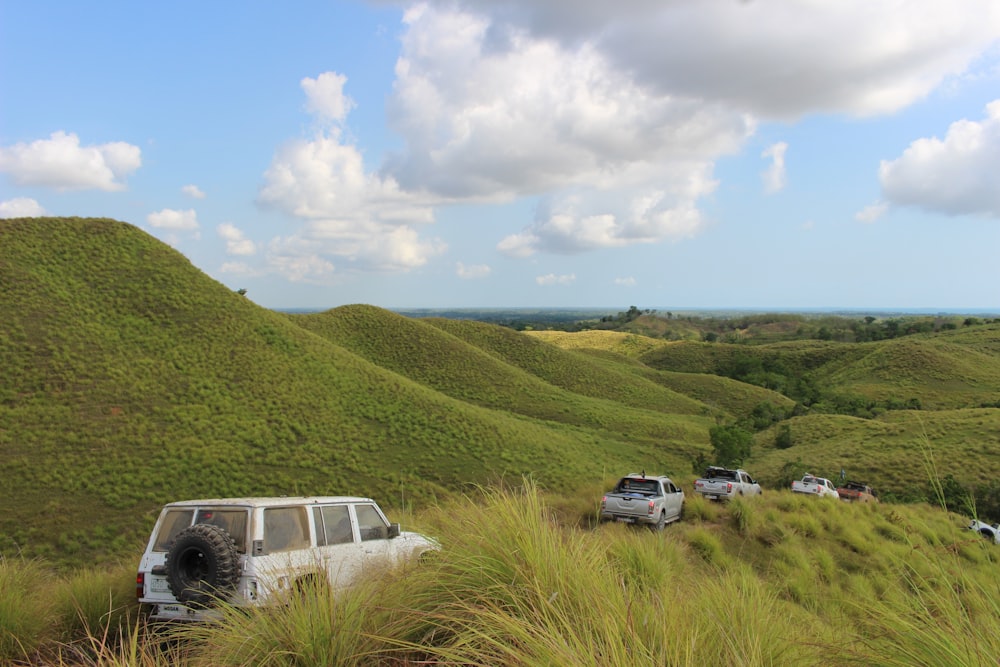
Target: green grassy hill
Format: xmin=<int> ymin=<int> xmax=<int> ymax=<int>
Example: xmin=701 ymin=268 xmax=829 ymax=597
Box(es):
xmin=0 ymin=219 xmax=711 ymax=564
xmin=3 ymin=217 xmax=1000 ymax=568
xmin=292 ymin=306 xmax=714 ymax=433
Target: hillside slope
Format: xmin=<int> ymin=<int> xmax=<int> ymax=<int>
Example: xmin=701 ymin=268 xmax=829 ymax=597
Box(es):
xmin=0 ymin=218 xmax=705 ymax=563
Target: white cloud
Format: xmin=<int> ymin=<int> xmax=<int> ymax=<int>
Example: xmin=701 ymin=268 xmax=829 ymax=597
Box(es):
xmin=219 ymin=261 xmax=261 ymax=277
xmin=259 ymin=1 xmax=1000 ymax=275
xmin=437 ymin=0 xmax=1000 ymax=118
xmin=257 ymin=73 xmax=447 ymax=278
xmin=0 ymin=131 xmax=140 ymax=191
xmin=387 ymin=6 xmax=751 ymax=201
xmin=855 ymin=201 xmax=889 ymax=224
xmin=302 ymin=72 xmax=355 ymax=124
xmin=879 ymin=100 xmax=1000 ymax=217
xmin=614 ymin=276 xmax=636 ymax=287
xmin=536 ymin=273 xmax=576 ymax=286
xmin=0 ymin=197 xmax=46 ymax=218
xmin=761 ymin=142 xmax=788 ymax=194
xmin=182 ymin=184 xmax=206 ymax=199
xmin=456 ymin=262 xmax=491 ymax=279
xmin=147 ymin=208 xmax=199 ymax=231
xmin=263 ymin=236 xmax=337 ymax=283
xmin=217 ymin=223 xmax=257 ymax=255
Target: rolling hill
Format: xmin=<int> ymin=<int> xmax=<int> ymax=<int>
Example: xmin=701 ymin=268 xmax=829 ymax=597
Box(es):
xmin=2 ymin=217 xmax=1000 ymax=567
xmin=0 ymin=218 xmax=715 ymax=564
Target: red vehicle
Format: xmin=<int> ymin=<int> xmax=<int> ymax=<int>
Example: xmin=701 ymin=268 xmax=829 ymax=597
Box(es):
xmin=836 ymin=481 xmax=879 ymax=503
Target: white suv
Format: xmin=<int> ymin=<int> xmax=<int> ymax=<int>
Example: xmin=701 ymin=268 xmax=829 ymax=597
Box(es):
xmin=136 ymin=496 xmax=437 ymax=621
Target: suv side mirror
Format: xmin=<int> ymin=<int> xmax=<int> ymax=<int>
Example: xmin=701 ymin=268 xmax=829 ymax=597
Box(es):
xmin=388 ymin=522 xmax=401 ymax=539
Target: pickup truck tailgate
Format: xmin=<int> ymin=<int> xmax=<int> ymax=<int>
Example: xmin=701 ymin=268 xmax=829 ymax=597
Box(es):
xmin=603 ymin=493 xmax=654 ymax=520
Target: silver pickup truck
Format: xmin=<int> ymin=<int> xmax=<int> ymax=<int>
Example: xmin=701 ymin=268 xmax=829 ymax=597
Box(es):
xmin=600 ymin=473 xmax=685 ymax=530
xmin=693 ymin=467 xmax=762 ymax=501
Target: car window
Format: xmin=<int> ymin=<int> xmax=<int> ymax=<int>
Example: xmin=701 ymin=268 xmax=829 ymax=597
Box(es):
xmin=153 ymin=509 xmax=194 ymax=551
xmin=355 ymin=504 xmax=389 ymax=541
xmin=195 ymin=508 xmax=249 ymax=553
xmin=314 ymin=505 xmax=354 ymax=546
xmin=263 ymin=506 xmax=310 ymax=554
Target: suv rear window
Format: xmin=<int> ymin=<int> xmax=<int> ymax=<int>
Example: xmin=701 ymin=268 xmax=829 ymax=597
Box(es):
xmin=195 ymin=509 xmax=249 ymax=553
xmin=153 ymin=509 xmax=195 ymax=551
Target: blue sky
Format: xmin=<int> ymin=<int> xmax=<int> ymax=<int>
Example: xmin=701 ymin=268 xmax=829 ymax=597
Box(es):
xmin=2 ymin=1 xmax=999 ymax=311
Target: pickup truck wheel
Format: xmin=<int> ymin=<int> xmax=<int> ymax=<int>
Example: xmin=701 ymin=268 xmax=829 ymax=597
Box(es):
xmin=165 ymin=524 xmax=240 ymax=608
xmin=650 ymin=512 xmax=666 ymax=531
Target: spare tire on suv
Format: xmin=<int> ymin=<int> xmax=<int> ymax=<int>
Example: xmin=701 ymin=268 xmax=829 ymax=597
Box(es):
xmin=164 ymin=523 xmax=240 ymax=607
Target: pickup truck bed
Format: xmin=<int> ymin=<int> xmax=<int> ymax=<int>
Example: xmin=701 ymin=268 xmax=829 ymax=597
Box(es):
xmin=693 ymin=467 xmax=762 ymax=501
xmin=600 ymin=474 xmax=684 ymax=530
xmin=791 ymin=474 xmax=839 ymax=499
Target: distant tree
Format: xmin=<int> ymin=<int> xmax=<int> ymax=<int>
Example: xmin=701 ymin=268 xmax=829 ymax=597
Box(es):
xmin=773 ymin=457 xmax=807 ymax=488
xmin=709 ymin=424 xmax=753 ymax=467
xmin=236 ymin=288 xmax=248 ymax=296
xmin=775 ymin=423 xmax=793 ymax=449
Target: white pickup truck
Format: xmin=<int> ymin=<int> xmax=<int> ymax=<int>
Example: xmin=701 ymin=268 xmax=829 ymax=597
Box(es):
xmin=693 ymin=467 xmax=762 ymax=501
xmin=600 ymin=473 xmax=684 ymax=530
xmin=791 ymin=474 xmax=840 ymax=499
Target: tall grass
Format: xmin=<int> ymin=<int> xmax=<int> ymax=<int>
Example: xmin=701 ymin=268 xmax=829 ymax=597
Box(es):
xmin=0 ymin=556 xmax=55 ymax=663
xmin=5 ymin=483 xmax=999 ymax=665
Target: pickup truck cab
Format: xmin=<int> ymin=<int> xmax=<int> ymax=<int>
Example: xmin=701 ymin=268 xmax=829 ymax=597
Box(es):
xmin=836 ymin=481 xmax=878 ymax=503
xmin=600 ymin=473 xmax=684 ymax=530
xmin=791 ymin=474 xmax=840 ymax=499
xmin=693 ymin=467 xmax=762 ymax=501
xmin=136 ymin=496 xmax=437 ymax=622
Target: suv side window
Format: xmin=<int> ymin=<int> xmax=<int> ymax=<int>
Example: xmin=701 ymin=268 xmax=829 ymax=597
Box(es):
xmin=263 ymin=506 xmax=310 ymax=554
xmin=355 ymin=504 xmax=389 ymax=541
xmin=313 ymin=505 xmax=354 ymax=546
xmin=153 ymin=509 xmax=194 ymax=551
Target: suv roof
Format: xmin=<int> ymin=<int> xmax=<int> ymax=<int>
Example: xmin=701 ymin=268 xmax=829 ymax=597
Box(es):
xmin=163 ymin=496 xmax=373 ymax=508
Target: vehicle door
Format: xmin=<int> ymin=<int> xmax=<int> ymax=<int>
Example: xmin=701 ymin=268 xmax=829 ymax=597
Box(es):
xmin=311 ymin=504 xmax=366 ymax=589
xmin=353 ymin=502 xmax=399 ymax=574
xmin=251 ymin=505 xmax=321 ymax=601
xmin=661 ymin=481 xmax=683 ymax=519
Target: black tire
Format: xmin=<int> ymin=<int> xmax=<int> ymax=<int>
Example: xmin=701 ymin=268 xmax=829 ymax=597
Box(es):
xmin=650 ymin=512 xmax=666 ymax=531
xmin=165 ymin=524 xmax=240 ymax=608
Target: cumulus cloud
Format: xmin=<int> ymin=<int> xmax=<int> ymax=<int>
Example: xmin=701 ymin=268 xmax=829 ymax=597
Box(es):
xmin=855 ymin=201 xmax=889 ymax=224
xmin=217 ymin=223 xmax=257 ymax=255
xmin=147 ymin=208 xmax=199 ymax=231
xmin=258 ymin=1 xmax=1000 ymax=276
xmin=438 ymin=0 xmax=1000 ymax=118
xmin=536 ymin=273 xmax=576 ymax=286
xmin=182 ymin=184 xmax=206 ymax=199
xmin=456 ymin=262 xmax=491 ymax=279
xmin=879 ymin=100 xmax=1000 ymax=217
xmin=0 ymin=197 xmax=46 ymax=218
xmin=258 ymin=71 xmax=446 ymax=278
xmin=0 ymin=131 xmax=140 ymax=191
xmin=761 ymin=142 xmax=788 ymax=194
xmin=302 ymin=72 xmax=355 ymax=124
xmin=219 ymin=261 xmax=260 ymax=277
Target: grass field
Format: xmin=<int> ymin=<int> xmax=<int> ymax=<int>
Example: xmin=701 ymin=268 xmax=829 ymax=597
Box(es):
xmin=3 ymin=482 xmax=998 ymax=666
xmin=4 ymin=217 xmax=1000 ymax=664
xmin=3 ymin=218 xmax=1000 ymax=566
